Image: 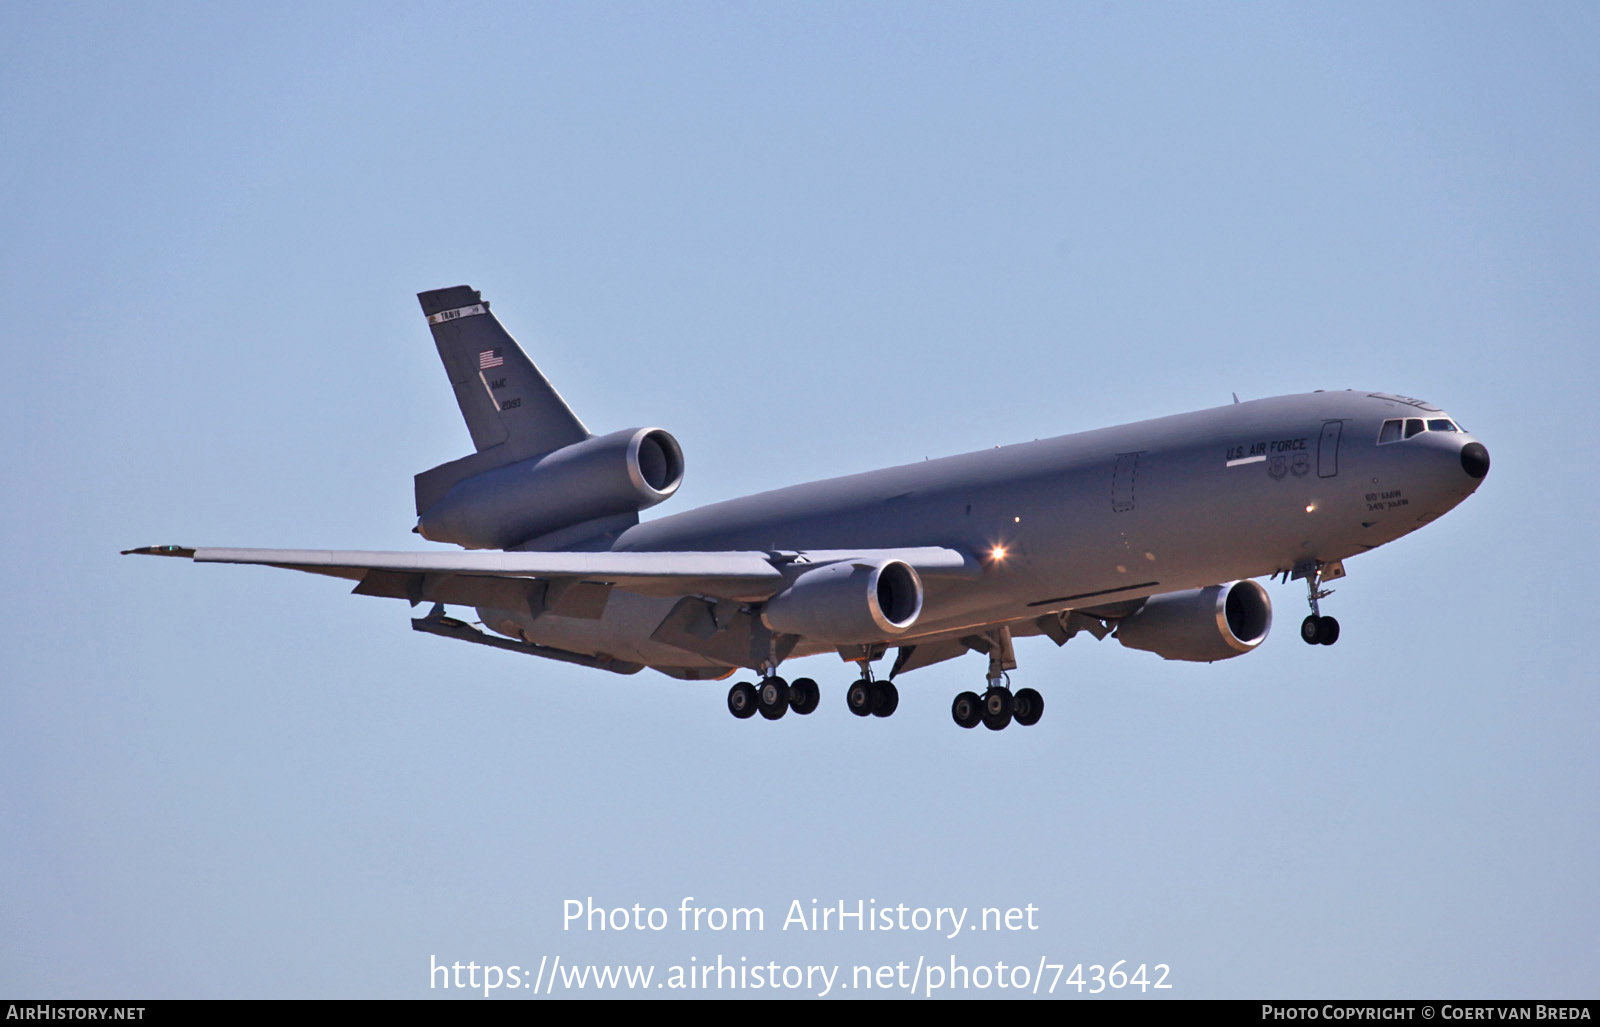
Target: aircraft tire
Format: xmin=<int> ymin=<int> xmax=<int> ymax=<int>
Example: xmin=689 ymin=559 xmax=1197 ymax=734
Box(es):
xmin=872 ymin=681 xmax=899 ymax=718
xmin=1301 ymin=616 xmax=1322 ymax=644
xmin=758 ymin=677 xmax=790 ymax=720
xmin=952 ymin=691 xmax=982 ymax=729
xmin=1318 ymin=616 xmax=1340 ymax=645
xmin=1013 ymin=687 xmax=1044 ymax=727
xmin=981 ymin=687 xmax=1014 ymax=731
xmin=728 ymin=681 xmax=759 ymax=719
xmin=846 ymin=679 xmax=875 ymax=717
xmin=789 ymin=677 xmax=820 ymax=715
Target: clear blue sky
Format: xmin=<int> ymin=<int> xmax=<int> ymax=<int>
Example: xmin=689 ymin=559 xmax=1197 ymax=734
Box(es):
xmin=2 ymin=1 xmax=1595 ymax=998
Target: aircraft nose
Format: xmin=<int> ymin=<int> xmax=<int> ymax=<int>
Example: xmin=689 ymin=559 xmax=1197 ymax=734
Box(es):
xmin=1460 ymin=441 xmax=1490 ymax=480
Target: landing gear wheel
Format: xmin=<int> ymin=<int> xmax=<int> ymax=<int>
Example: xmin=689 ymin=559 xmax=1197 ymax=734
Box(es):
xmin=727 ymin=681 xmax=758 ymax=719
xmin=952 ymin=691 xmax=982 ymax=729
xmin=871 ymin=681 xmax=899 ymax=717
xmin=846 ymin=679 xmax=875 ymax=717
xmin=1302 ymin=614 xmax=1340 ymax=645
xmin=758 ymin=677 xmax=790 ymax=720
xmin=1013 ymin=687 xmax=1044 ymax=727
xmin=981 ymin=687 xmax=1014 ymax=731
xmin=789 ymin=677 xmax=820 ymax=715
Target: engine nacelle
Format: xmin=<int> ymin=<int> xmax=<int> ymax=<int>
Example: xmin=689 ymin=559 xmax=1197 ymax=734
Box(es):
xmin=762 ymin=559 xmax=924 ymax=645
xmin=417 ymin=427 xmax=684 ymax=549
xmin=1114 ymin=580 xmax=1272 ymax=663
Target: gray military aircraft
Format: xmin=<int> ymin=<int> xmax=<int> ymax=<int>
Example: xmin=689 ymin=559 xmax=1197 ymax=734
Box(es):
xmin=127 ymin=286 xmax=1490 ymax=729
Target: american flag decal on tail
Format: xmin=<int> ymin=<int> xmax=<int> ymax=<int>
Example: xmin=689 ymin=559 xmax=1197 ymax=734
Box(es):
xmin=478 ymin=349 xmax=504 ymax=369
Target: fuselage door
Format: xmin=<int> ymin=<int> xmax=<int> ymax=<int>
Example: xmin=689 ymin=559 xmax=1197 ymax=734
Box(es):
xmin=1112 ymin=452 xmax=1140 ymax=512
xmin=1318 ymin=420 xmax=1344 ymax=478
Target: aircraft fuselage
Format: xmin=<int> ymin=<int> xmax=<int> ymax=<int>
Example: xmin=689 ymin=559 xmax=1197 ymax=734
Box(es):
xmin=484 ymin=389 xmax=1486 ymax=671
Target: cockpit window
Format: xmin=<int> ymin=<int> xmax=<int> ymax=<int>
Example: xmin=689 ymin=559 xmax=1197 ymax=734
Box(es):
xmin=1379 ymin=415 xmax=1465 ymax=444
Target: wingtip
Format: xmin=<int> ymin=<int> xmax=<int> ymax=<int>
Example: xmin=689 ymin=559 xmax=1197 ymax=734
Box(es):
xmin=121 ymin=545 xmax=197 ymax=558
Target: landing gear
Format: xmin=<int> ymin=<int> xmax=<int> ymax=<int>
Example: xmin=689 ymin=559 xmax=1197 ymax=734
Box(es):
xmin=950 ymin=682 xmax=1044 ymax=730
xmin=1296 ymin=560 xmax=1344 ymax=646
xmin=949 ymin=627 xmax=1045 ymax=730
xmin=758 ymin=676 xmax=790 ymax=719
xmin=1301 ymin=615 xmax=1339 ymax=646
xmin=727 ymin=681 xmax=758 ymax=719
xmin=873 ymin=681 xmax=899 ymax=717
xmin=846 ymin=678 xmax=899 ymax=717
xmin=981 ymin=686 xmax=1013 ymax=731
xmin=952 ymin=691 xmax=982 ymax=729
xmin=789 ymin=677 xmax=820 ymax=715
xmin=1013 ymin=687 xmax=1044 ymax=727
xmin=841 ymin=650 xmax=900 ymax=718
xmin=846 ymin=678 xmax=874 ymax=717
xmin=728 ymin=674 xmax=818 ymax=720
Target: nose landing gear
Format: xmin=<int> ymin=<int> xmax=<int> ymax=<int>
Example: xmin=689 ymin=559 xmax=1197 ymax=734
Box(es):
xmin=1300 ymin=614 xmax=1339 ymax=645
xmin=1294 ymin=559 xmax=1344 ymax=646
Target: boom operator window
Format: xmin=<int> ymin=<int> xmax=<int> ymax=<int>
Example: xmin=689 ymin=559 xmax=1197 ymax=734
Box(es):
xmin=1377 ymin=417 xmax=1462 ymax=444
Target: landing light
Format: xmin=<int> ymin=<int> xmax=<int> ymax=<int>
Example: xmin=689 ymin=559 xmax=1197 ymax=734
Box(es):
xmin=1305 ymin=504 xmax=1316 ymax=513
xmin=991 ymin=545 xmax=1007 ymax=561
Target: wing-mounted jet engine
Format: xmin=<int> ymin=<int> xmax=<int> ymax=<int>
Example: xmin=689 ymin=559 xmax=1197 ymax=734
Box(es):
xmin=762 ymin=558 xmax=924 ymax=645
xmin=1112 ymin=580 xmax=1273 ymax=663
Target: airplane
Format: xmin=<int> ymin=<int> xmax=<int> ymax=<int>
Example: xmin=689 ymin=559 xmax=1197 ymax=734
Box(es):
xmin=125 ymin=286 xmax=1491 ymax=729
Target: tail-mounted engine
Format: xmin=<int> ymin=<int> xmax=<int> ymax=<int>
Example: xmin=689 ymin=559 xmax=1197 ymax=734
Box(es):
xmin=1114 ymin=579 xmax=1272 ymax=662
xmin=762 ymin=559 xmax=924 ymax=646
xmin=416 ymin=427 xmax=684 ymax=550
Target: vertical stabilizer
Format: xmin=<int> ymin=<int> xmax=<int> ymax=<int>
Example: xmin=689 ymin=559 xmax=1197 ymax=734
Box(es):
xmin=414 ymin=286 xmax=593 ymax=517
xmin=417 ymin=286 xmax=589 ymax=457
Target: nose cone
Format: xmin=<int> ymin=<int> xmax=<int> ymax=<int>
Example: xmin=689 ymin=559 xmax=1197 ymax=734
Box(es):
xmin=1460 ymin=441 xmax=1490 ymax=480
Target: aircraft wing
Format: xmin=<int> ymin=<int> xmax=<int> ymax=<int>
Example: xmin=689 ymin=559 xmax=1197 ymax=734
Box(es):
xmin=121 ymin=544 xmax=981 ymax=605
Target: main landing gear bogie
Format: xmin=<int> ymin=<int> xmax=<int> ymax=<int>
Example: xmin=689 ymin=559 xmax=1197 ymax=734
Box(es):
xmin=846 ymin=678 xmax=898 ymax=718
xmin=954 ymin=683 xmax=1044 ymax=730
xmin=727 ymin=676 xmax=821 ymax=721
xmin=951 ymin=627 xmax=1045 ymax=731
